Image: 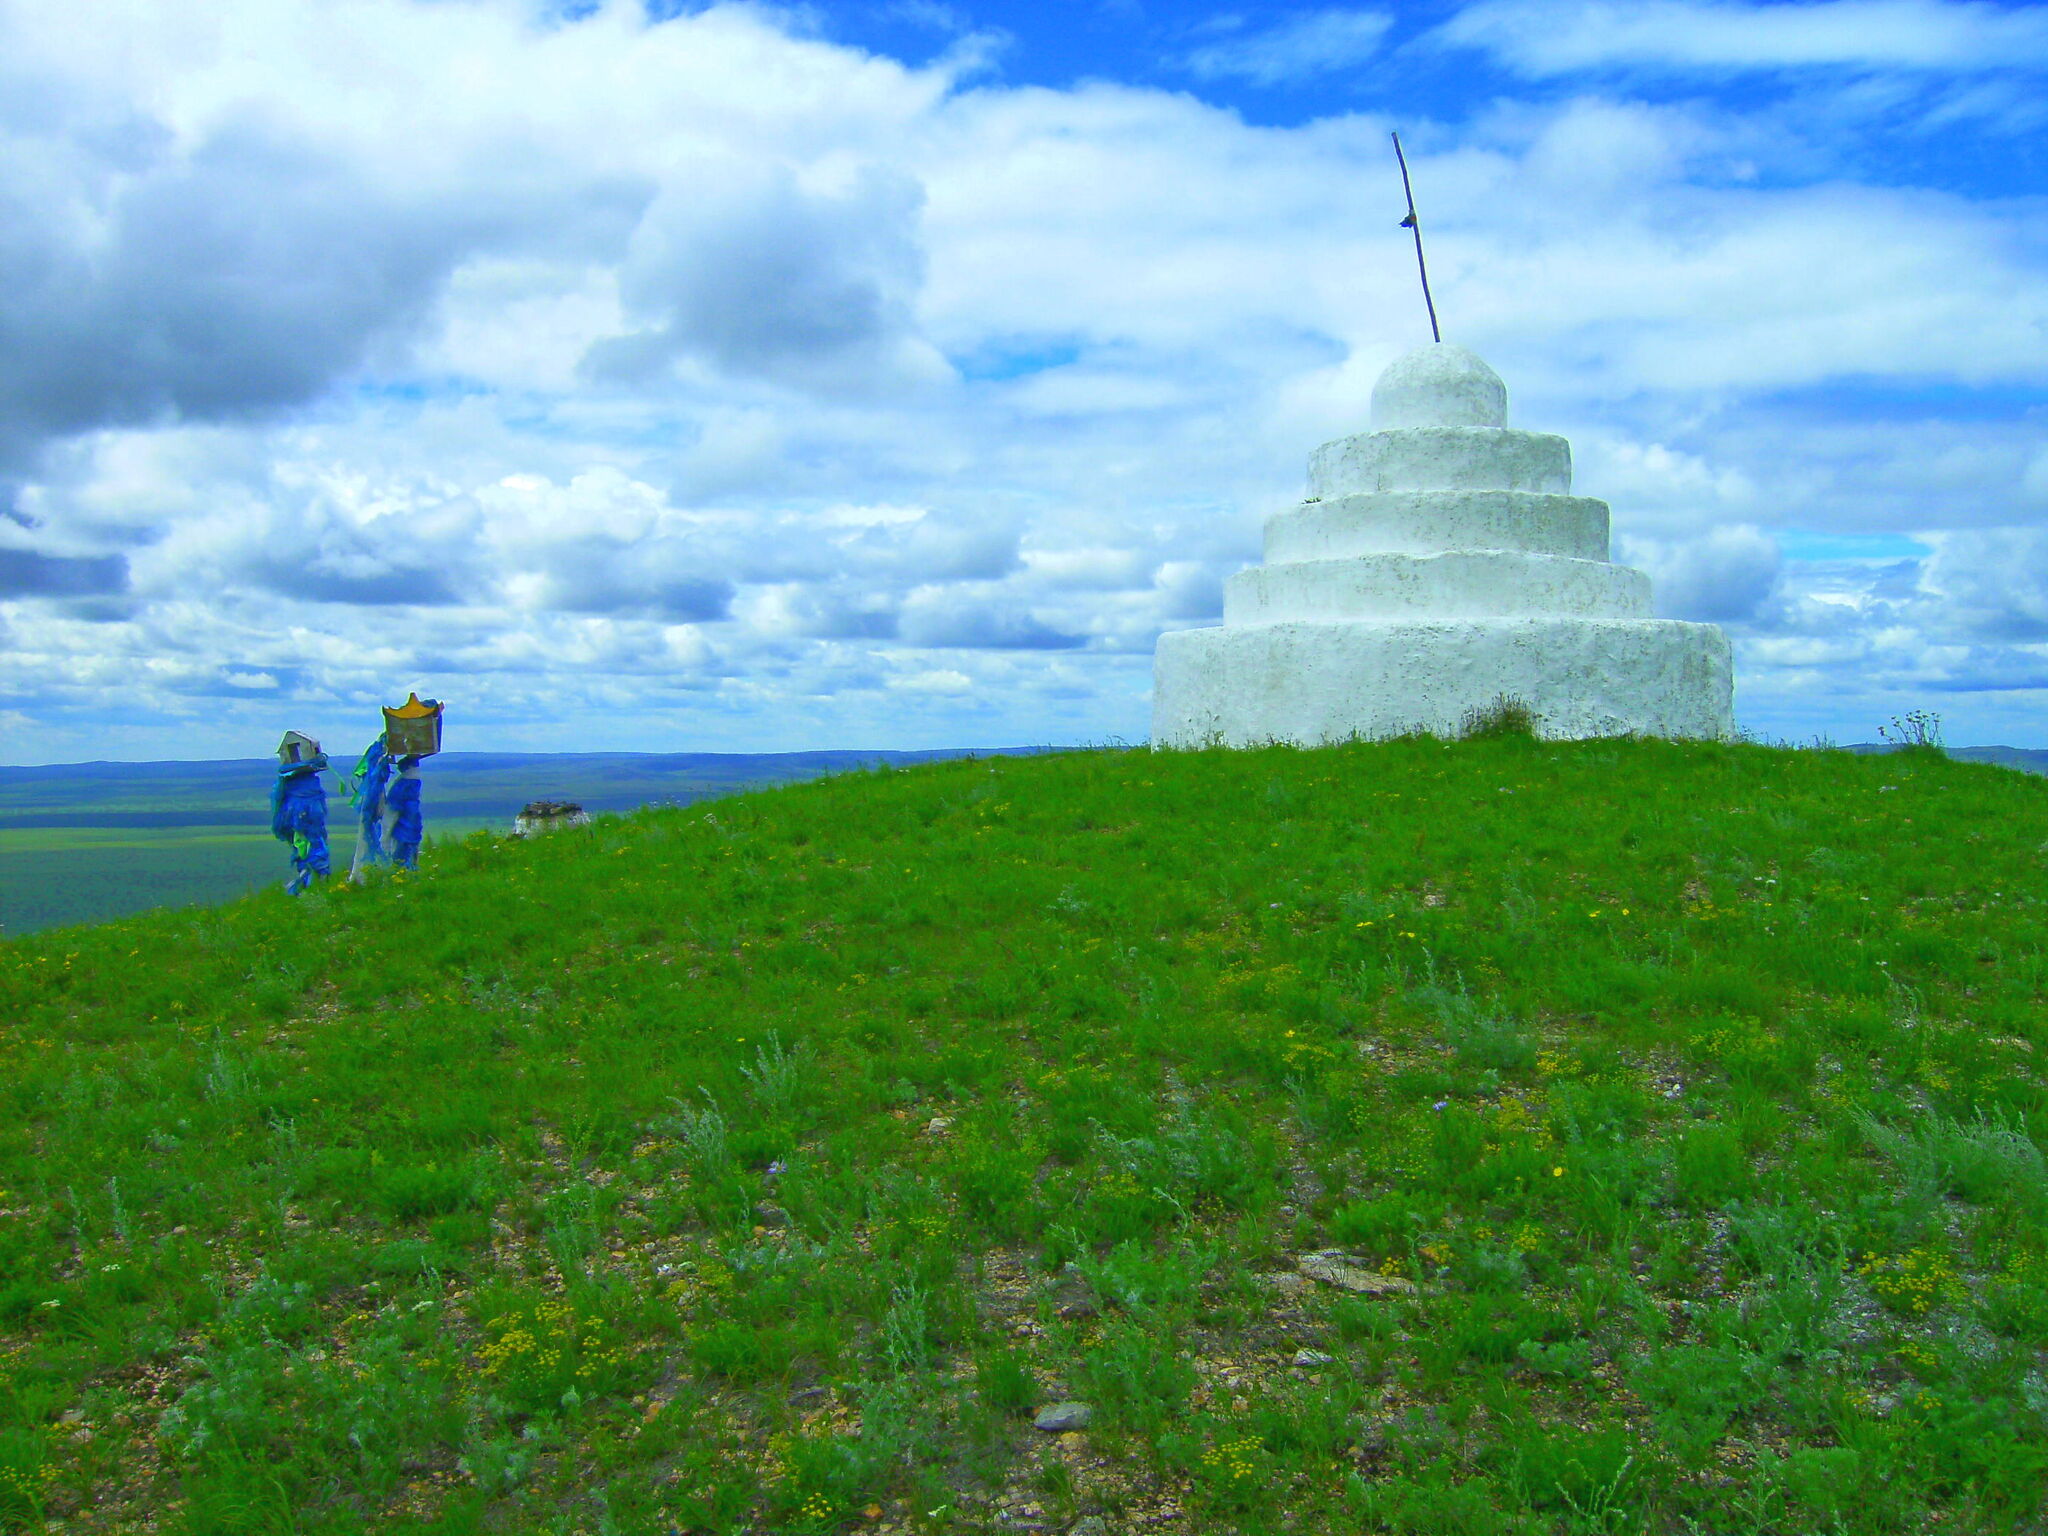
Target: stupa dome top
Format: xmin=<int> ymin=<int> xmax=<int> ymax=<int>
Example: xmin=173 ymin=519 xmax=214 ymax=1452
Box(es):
xmin=1370 ymin=344 xmax=1507 ymax=431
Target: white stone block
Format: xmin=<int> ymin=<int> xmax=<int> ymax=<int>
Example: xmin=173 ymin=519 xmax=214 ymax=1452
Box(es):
xmin=1153 ymin=619 xmax=1733 ymax=746
xmin=1309 ymin=428 xmax=1572 ymax=497
xmin=1224 ymin=552 xmax=1650 ymax=625
xmin=1370 ymin=344 xmax=1508 ymax=430
xmin=1265 ymin=491 xmax=1611 ymax=564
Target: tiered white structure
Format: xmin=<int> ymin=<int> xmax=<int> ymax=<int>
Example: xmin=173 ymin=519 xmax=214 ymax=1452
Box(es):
xmin=1152 ymin=345 xmax=1733 ymax=746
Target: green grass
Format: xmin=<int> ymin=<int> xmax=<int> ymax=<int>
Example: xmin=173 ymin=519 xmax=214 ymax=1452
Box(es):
xmin=2 ymin=736 xmax=2046 ymax=1534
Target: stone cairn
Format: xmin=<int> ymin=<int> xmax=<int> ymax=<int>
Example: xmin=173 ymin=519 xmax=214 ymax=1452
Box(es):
xmin=512 ymin=800 xmax=591 ymax=837
xmin=1152 ymin=344 xmax=1733 ymax=746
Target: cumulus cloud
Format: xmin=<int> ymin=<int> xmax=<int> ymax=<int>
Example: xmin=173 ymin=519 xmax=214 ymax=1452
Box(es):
xmin=2 ymin=123 xmax=423 ymax=467
xmin=1152 ymin=560 xmax=1228 ymax=621
xmin=0 ymin=547 xmax=128 ymax=598
xmin=0 ymin=0 xmax=2044 ymax=759
xmin=1621 ymin=524 xmax=1782 ymax=622
xmin=1918 ymin=528 xmax=2048 ymax=641
xmin=899 ymin=587 xmax=1086 ymax=650
xmin=586 ymin=159 xmax=946 ymax=394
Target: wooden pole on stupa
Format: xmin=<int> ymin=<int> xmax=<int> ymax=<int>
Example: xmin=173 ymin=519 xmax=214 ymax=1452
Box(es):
xmin=1391 ymin=131 xmax=1441 ymax=344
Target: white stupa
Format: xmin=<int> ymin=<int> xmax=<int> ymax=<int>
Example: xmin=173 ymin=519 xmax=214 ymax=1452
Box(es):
xmin=1152 ymin=344 xmax=1734 ymax=746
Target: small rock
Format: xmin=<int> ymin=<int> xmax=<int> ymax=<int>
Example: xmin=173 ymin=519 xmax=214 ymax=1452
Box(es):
xmin=1069 ymin=1520 xmax=1111 ymax=1536
xmin=923 ymin=1116 xmax=954 ymax=1138
xmin=1292 ymin=1348 xmax=1335 ymax=1368
xmin=1297 ymin=1251 xmax=1418 ymax=1296
xmin=512 ymin=800 xmax=591 ymax=837
xmin=1033 ymin=1401 xmax=1093 ymax=1432
xmin=1253 ymin=1271 xmax=1312 ymax=1296
xmin=754 ymin=1202 xmax=791 ymax=1229
xmin=1055 ymin=1294 xmax=1098 ymax=1320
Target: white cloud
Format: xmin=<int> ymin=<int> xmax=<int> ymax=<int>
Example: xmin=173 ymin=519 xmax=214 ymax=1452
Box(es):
xmin=1438 ymin=0 xmax=2048 ymax=75
xmin=1182 ymin=10 xmax=1395 ymax=86
xmin=1620 ymin=524 xmax=1783 ymax=621
xmin=1918 ymin=528 xmax=2048 ymax=641
xmin=893 ymin=666 xmax=973 ymax=694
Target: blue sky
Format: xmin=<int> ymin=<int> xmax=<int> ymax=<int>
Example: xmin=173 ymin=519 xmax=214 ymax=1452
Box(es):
xmin=2 ymin=0 xmax=2045 ymax=761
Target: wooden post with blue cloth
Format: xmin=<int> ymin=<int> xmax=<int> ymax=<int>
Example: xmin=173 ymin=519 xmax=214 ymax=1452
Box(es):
xmin=344 ymin=693 xmax=444 ymax=883
xmin=271 ymin=731 xmax=331 ymax=895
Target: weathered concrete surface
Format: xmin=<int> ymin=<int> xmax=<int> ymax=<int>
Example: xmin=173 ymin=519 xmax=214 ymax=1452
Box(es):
xmin=1155 ymin=617 xmax=1733 ymax=745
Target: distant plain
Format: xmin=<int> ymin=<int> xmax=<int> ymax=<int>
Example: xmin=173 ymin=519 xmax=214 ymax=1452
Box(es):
xmin=0 ymin=750 xmax=1028 ymax=937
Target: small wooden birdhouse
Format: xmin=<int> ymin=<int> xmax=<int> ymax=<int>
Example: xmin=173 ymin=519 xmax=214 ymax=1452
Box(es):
xmin=382 ymin=693 xmax=444 ymax=758
xmin=276 ymin=731 xmax=323 ymax=767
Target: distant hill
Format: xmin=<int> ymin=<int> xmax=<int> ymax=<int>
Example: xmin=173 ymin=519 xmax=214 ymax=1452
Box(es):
xmin=0 ymin=747 xmax=1039 ymax=830
xmin=1839 ymin=743 xmax=2047 ymax=775
xmin=0 ymin=747 xmax=1036 ymax=934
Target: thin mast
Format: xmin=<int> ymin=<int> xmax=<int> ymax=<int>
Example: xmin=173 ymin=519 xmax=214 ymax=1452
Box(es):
xmin=1391 ymin=131 xmax=1441 ymax=344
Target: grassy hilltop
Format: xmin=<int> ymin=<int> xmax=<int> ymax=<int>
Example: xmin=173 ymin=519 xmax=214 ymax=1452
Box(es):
xmin=2 ymin=736 xmax=2047 ymax=1535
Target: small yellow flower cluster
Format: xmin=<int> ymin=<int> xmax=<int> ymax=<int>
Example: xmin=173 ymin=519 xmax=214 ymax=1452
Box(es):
xmin=1512 ymin=1223 xmax=1543 ymax=1254
xmin=477 ymin=1322 xmax=548 ymax=1375
xmin=1279 ymin=1031 xmax=1338 ymax=1072
xmin=906 ymin=1211 xmax=950 ymax=1241
xmin=1096 ymin=1168 xmax=1145 ymax=1200
xmin=480 ymin=1295 xmax=578 ymax=1377
xmin=1217 ymin=960 xmax=1300 ymax=999
xmin=1698 ymin=1019 xmax=1781 ymax=1074
xmin=1989 ymin=1250 xmax=2048 ymax=1314
xmin=575 ymin=1337 xmax=631 ymax=1379
xmin=1860 ymin=1247 xmax=1962 ymax=1315
xmin=797 ymin=1492 xmax=835 ymax=1523
xmin=665 ymin=1261 xmax=736 ymax=1307
xmin=1199 ymin=1434 xmax=1264 ymax=1491
xmin=1895 ymin=1340 xmax=1939 ymax=1373
xmin=0 ymin=1461 xmax=60 ymax=1503
xmin=1481 ymin=1097 xmax=1556 ymax=1152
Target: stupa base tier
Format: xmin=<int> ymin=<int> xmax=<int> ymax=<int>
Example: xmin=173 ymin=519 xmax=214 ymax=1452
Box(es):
xmin=1152 ymin=618 xmax=1733 ymax=747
